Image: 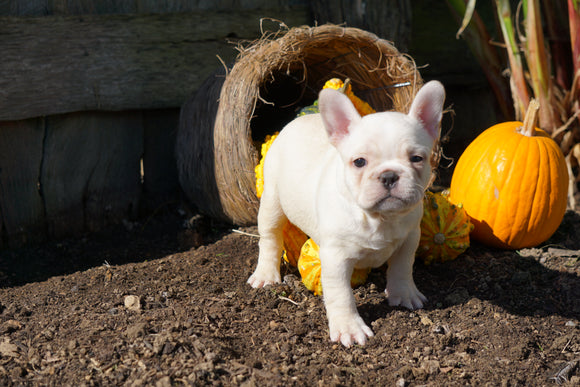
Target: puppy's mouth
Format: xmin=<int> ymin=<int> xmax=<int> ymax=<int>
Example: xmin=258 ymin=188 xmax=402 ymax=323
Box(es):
xmin=372 ymin=192 xmax=419 ymax=212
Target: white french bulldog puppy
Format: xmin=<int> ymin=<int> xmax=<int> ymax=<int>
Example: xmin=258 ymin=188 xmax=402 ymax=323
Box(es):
xmin=248 ymin=81 xmax=445 ymax=347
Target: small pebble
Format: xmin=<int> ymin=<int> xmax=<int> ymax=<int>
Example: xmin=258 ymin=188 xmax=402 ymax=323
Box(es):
xmin=395 ymin=378 xmax=406 ymax=387
xmin=124 ymin=295 xmax=141 ymax=311
xmin=420 ymin=316 xmax=433 ymax=326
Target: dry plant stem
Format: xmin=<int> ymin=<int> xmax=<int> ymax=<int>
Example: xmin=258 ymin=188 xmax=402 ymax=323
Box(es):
xmin=520 ymin=99 xmax=540 ymax=137
xmin=569 ymin=0 xmax=580 ymax=78
xmin=525 ymin=0 xmax=559 ymax=132
xmin=542 ymin=0 xmax=573 ymax=89
xmin=446 ymin=0 xmax=513 ymax=119
xmin=496 ymin=0 xmax=530 ymax=120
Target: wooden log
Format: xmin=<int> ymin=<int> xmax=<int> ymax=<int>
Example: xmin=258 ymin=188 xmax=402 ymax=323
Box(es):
xmin=0 ymin=9 xmax=310 ymax=121
xmin=176 ymin=68 xmax=227 ymax=222
xmin=0 ymin=119 xmax=46 ymax=246
xmin=41 ymin=112 xmax=144 ymax=237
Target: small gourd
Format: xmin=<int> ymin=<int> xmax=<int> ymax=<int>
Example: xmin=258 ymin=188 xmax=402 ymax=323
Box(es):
xmin=448 ymin=100 xmax=568 ymax=249
xmin=297 ymin=239 xmax=371 ymax=296
xmin=322 ymin=78 xmax=375 ymax=116
xmin=416 ymin=191 xmax=473 ymax=265
xmin=255 ymin=133 xmax=307 ymax=266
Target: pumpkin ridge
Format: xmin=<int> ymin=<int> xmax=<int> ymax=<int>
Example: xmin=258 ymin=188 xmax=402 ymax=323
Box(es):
xmin=550 ymin=141 xmax=569 ymax=221
xmin=541 ymin=138 xmax=563 ymax=241
xmin=488 ymin=128 xmax=521 ymax=241
xmin=464 ymin=131 xmax=503 ymax=227
xmin=443 ymin=207 xmax=463 ymax=233
xmin=511 ymin=135 xmax=541 ymax=247
xmin=534 ymin=136 xmax=565 ymax=246
xmin=528 ymin=138 xmax=551 ymax=245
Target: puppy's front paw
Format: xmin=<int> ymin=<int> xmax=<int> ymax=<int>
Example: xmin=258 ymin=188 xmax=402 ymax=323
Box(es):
xmin=247 ymin=266 xmax=281 ymax=288
xmin=328 ymin=315 xmax=374 ymax=347
xmin=386 ymin=281 xmax=427 ymax=310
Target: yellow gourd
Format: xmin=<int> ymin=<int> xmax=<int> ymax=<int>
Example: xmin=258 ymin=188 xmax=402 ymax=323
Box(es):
xmin=255 ymin=133 xmax=307 ymax=266
xmin=297 ymin=239 xmax=371 ymax=296
xmin=322 ymin=78 xmax=375 ymax=116
xmin=416 ymin=191 xmax=473 ymax=265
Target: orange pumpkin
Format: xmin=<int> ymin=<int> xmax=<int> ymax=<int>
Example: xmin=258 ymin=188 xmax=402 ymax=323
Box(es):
xmin=448 ymin=100 xmax=568 ymax=249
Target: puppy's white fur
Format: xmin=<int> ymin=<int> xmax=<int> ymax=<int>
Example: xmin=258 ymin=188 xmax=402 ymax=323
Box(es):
xmin=248 ymin=81 xmax=445 ymax=347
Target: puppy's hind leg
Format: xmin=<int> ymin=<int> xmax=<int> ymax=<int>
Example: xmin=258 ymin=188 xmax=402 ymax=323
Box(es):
xmin=247 ymin=192 xmax=287 ymax=288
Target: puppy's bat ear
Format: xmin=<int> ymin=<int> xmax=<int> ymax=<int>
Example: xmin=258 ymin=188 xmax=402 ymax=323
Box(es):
xmin=408 ymin=81 xmax=445 ymax=139
xmin=319 ymin=88 xmax=361 ymax=146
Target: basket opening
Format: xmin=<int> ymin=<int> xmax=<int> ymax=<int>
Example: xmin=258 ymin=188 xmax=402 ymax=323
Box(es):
xmin=250 ymin=70 xmax=317 ymax=145
xmin=249 ymin=65 xmax=394 ymax=147
xmin=179 ymin=26 xmax=424 ymax=225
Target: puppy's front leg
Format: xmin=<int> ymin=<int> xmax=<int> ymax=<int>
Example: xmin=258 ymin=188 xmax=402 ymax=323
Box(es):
xmin=320 ymin=247 xmax=374 ymax=347
xmin=248 ymin=194 xmax=285 ymax=288
xmin=385 ymin=228 xmax=427 ymax=309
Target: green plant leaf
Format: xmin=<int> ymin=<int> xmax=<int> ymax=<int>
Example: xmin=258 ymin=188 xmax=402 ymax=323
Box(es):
xmin=495 ymin=0 xmax=530 ymax=120
xmin=455 ymin=0 xmax=478 ymax=38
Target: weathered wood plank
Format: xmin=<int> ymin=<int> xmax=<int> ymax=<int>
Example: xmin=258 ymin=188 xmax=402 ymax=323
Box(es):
xmin=0 ymin=0 xmax=308 ymax=16
xmin=0 ymin=9 xmax=310 ymax=121
xmin=0 ymin=119 xmax=47 ymax=246
xmin=310 ymin=0 xmax=412 ymax=52
xmin=141 ymin=108 xmax=180 ymax=211
xmin=41 ymin=112 xmax=144 ymax=237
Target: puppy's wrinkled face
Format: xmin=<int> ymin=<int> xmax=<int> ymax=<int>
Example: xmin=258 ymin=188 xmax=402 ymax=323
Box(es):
xmin=319 ymin=82 xmax=444 ymax=215
xmin=337 ymin=113 xmax=434 ymax=213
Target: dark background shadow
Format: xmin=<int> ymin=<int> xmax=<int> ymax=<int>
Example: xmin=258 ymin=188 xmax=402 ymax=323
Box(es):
xmin=360 ymin=210 xmax=580 ymax=320
xmin=0 ymin=206 xmax=231 ymax=288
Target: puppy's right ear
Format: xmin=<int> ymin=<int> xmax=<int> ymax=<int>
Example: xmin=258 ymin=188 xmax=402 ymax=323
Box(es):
xmin=319 ymin=89 xmax=361 ymax=147
xmin=408 ymin=81 xmax=445 ymax=139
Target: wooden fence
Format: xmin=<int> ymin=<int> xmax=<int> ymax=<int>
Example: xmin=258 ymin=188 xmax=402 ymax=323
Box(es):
xmin=0 ymin=1 xmax=311 ymax=247
xmin=0 ymin=0 xmax=501 ymax=248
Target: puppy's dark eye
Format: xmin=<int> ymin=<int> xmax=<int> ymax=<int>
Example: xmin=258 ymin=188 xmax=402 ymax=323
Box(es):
xmin=353 ymin=158 xmax=367 ymax=168
xmin=410 ymin=155 xmax=424 ymax=163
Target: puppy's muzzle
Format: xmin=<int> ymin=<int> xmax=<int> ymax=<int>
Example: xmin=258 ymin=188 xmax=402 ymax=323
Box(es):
xmin=380 ymin=171 xmax=399 ymax=190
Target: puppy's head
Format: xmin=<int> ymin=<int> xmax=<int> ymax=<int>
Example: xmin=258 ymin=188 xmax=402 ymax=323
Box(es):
xmin=319 ymin=81 xmax=445 ymax=214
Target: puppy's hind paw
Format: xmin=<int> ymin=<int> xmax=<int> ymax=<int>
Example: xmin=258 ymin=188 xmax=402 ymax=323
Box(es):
xmin=329 ymin=315 xmax=374 ymax=347
xmin=386 ymin=282 xmax=427 ymax=310
xmin=247 ymin=269 xmax=281 ymax=288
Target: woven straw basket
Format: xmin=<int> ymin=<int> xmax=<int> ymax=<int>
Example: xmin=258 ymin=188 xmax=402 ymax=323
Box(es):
xmin=176 ymin=24 xmax=424 ymax=225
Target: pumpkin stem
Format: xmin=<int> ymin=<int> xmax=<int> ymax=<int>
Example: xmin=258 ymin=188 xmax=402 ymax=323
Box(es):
xmin=339 ymin=78 xmax=351 ymax=94
xmin=520 ymin=99 xmax=540 ymax=137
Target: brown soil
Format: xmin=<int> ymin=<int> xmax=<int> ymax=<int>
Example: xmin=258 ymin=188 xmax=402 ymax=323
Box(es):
xmin=0 ymin=207 xmax=579 ymax=386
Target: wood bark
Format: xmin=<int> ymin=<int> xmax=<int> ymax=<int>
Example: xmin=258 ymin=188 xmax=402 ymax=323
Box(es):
xmin=0 ymin=9 xmax=310 ymax=121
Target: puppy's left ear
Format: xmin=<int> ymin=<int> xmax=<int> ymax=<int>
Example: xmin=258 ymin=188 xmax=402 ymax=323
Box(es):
xmin=408 ymin=81 xmax=445 ymax=139
xmin=319 ymin=88 xmax=361 ymax=147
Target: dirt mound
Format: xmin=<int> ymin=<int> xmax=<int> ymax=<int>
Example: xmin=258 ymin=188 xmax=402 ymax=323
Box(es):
xmin=0 ymin=208 xmax=579 ymax=385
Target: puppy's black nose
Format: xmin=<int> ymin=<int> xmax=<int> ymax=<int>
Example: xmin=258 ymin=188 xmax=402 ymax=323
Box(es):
xmin=380 ymin=171 xmax=399 ymax=189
